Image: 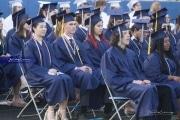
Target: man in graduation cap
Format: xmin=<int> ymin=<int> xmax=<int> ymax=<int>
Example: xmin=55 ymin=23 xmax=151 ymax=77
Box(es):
xmin=3 ymin=0 xmax=23 ymax=36
xmin=52 ymin=12 xmax=103 ymax=119
xmin=101 ymin=23 xmax=177 ymax=120
xmin=128 ymin=19 xmax=149 ymax=69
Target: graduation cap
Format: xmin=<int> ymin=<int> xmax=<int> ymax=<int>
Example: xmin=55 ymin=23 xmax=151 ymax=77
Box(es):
xmin=12 ymin=8 xmax=28 ymax=31
xmin=78 ymin=5 xmax=92 ymax=14
xmin=122 ymin=12 xmax=130 ymax=21
xmin=9 ymin=0 xmax=22 ymax=8
xmin=127 ymin=0 xmax=139 ymax=10
xmin=108 ymin=0 xmax=121 ymax=8
xmin=58 ymin=1 xmax=70 ymax=8
xmin=110 ymin=22 xmax=128 ymax=45
xmin=85 ymin=11 xmax=101 ymax=25
xmin=92 ymin=8 xmax=100 ymax=14
xmin=38 ymin=1 xmax=50 ymax=8
xmin=150 ymin=15 xmax=166 ymax=24
xmin=107 ymin=9 xmax=123 ymax=26
xmin=41 ymin=2 xmax=57 ymax=11
xmin=133 ymin=9 xmax=150 ymax=18
xmin=151 ymin=28 xmax=168 ymax=42
xmin=0 ymin=12 xmax=3 ymax=17
xmin=51 ymin=10 xmax=66 ymax=25
xmin=74 ymin=0 xmax=88 ymax=8
xmin=26 ymin=15 xmax=45 ymax=25
xmin=152 ymin=8 xmax=167 ymax=18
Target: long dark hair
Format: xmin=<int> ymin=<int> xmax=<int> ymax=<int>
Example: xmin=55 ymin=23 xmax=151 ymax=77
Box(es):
xmin=17 ymin=16 xmax=30 ymax=40
xmin=151 ymin=38 xmax=180 ymax=74
xmin=110 ymin=31 xmax=123 ymax=46
xmin=87 ymin=21 xmax=109 ymax=49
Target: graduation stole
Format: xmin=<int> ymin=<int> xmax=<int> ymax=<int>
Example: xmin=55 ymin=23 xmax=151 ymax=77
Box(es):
xmin=33 ymin=39 xmax=51 ymax=66
xmin=62 ymin=35 xmax=83 ymax=65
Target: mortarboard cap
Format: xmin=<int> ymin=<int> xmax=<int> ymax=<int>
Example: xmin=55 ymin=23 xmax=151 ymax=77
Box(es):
xmin=151 ymin=28 xmax=168 ymax=42
xmin=9 ymin=0 xmax=22 ymax=8
xmin=127 ymin=0 xmax=139 ymax=10
xmin=150 ymin=15 xmax=166 ymax=24
xmin=0 ymin=12 xmax=3 ymax=17
xmin=26 ymin=15 xmax=45 ymax=25
xmin=107 ymin=9 xmax=123 ymax=20
xmin=41 ymin=2 xmax=57 ymax=11
xmin=110 ymin=22 xmax=128 ymax=32
xmin=152 ymin=8 xmax=167 ymax=18
xmin=51 ymin=10 xmax=66 ymax=25
xmin=92 ymin=8 xmax=100 ymax=14
xmin=63 ymin=12 xmax=76 ymax=23
xmin=77 ymin=5 xmax=92 ymax=14
xmin=122 ymin=13 xmax=130 ymax=21
xmin=85 ymin=11 xmax=101 ymax=26
xmin=108 ymin=0 xmax=121 ymax=8
xmin=74 ymin=0 xmax=88 ymax=7
xmin=133 ymin=9 xmax=150 ymax=18
xmin=12 ymin=8 xmax=28 ymax=29
xmin=38 ymin=1 xmax=50 ymax=8
xmin=132 ymin=19 xmax=149 ymax=30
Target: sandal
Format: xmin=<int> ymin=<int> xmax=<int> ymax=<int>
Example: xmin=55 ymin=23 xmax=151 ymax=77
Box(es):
xmin=55 ymin=110 xmax=68 ymax=120
xmin=44 ymin=110 xmax=55 ymax=120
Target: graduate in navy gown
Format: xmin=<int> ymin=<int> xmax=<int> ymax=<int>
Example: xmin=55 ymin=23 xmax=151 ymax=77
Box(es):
xmin=0 ymin=12 xmax=27 ymax=107
xmin=73 ymin=6 xmax=91 ymax=43
xmin=128 ymin=19 xmax=149 ymax=69
xmin=101 ymin=23 xmax=177 ymax=120
xmin=7 ymin=8 xmax=30 ymax=56
xmin=104 ymin=9 xmax=123 ymax=41
xmin=143 ymin=28 xmax=180 ymax=119
xmin=52 ymin=12 xmax=102 ymax=120
xmin=46 ymin=10 xmax=66 ymax=44
xmin=82 ymin=12 xmax=113 ymax=118
xmin=24 ymin=15 xmax=75 ymax=120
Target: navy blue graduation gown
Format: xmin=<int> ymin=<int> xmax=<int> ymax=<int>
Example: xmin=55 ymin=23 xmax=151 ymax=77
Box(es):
xmin=0 ymin=39 xmax=21 ymax=94
xmin=46 ymin=31 xmax=56 ymax=44
xmin=7 ymin=32 xmax=26 ymax=56
xmin=22 ymin=39 xmax=75 ymax=105
xmin=169 ymin=33 xmax=178 ymax=57
xmin=44 ymin=22 xmax=53 ymax=39
xmin=104 ymin=29 xmax=112 ymax=41
xmin=128 ymin=38 xmax=148 ymax=69
xmin=143 ymin=51 xmax=180 ymax=99
xmin=73 ymin=27 xmax=87 ymax=43
xmin=177 ymin=40 xmax=180 ymax=64
xmin=5 ymin=28 xmax=16 ymax=52
xmin=82 ymin=39 xmax=109 ymax=109
xmin=52 ymin=37 xmax=100 ymax=96
xmin=101 ymin=46 xmax=171 ymax=119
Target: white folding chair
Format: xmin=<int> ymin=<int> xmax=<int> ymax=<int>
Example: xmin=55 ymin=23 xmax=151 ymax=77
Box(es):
xmin=16 ymin=63 xmax=48 ymax=120
xmin=101 ymin=71 xmax=135 ymax=120
xmin=16 ymin=83 xmax=48 ymax=120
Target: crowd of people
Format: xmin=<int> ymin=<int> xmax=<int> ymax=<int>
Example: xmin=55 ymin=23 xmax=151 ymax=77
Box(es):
xmin=0 ymin=0 xmax=180 ymax=120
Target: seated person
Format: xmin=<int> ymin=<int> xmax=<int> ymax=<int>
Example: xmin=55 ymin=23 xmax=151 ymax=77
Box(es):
xmin=101 ymin=23 xmax=178 ymax=120
xmin=143 ymin=28 xmax=180 ymax=119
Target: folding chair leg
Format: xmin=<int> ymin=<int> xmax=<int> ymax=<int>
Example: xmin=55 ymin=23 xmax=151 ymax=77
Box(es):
xmin=66 ymin=106 xmax=72 ymax=119
xmin=17 ymin=87 xmax=45 ymax=120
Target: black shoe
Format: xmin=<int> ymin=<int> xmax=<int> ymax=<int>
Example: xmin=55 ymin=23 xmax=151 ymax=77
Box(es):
xmin=78 ymin=113 xmax=88 ymax=120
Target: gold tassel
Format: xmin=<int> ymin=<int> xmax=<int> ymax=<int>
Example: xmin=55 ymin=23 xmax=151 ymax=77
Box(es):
xmin=147 ymin=33 xmax=151 ymax=55
xmin=155 ymin=11 xmax=158 ymax=32
xmin=61 ymin=16 xmax=64 ymax=36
